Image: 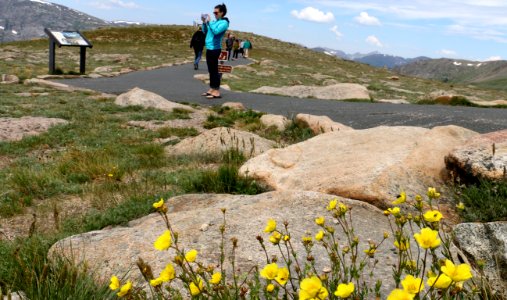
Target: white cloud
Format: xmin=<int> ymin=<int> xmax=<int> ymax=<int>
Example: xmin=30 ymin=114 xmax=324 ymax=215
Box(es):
xmin=90 ymin=0 xmax=139 ymax=10
xmin=291 ymin=7 xmax=335 ymax=23
xmin=438 ymin=49 xmax=457 ymax=56
xmin=486 ymin=56 xmax=502 ymax=61
xmin=355 ymin=12 xmax=381 ymax=26
xmin=330 ymin=25 xmax=343 ymax=38
xmin=366 ymin=35 xmax=383 ymax=47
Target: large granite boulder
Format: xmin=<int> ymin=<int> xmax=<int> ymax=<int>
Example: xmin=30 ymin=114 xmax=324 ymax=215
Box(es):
xmin=0 ymin=117 xmax=68 ymax=142
xmin=239 ymin=126 xmax=477 ymax=207
xmin=49 ymin=191 xmax=399 ymax=296
xmin=260 ymin=114 xmax=290 ymax=131
xmin=295 ymin=114 xmax=353 ymax=134
xmin=454 ymin=222 xmax=507 ymax=299
xmin=165 ymin=127 xmax=276 ymax=158
xmin=251 ymin=83 xmax=370 ymax=101
xmin=445 ymin=129 xmax=507 ymax=181
xmin=115 ymin=88 xmax=195 ymax=112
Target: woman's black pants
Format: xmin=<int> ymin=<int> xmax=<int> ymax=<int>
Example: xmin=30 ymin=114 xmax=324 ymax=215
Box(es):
xmin=206 ymin=49 xmax=222 ymax=90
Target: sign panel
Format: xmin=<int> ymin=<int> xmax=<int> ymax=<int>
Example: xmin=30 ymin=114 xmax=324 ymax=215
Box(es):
xmin=218 ymin=65 xmax=233 ymax=73
xmin=218 ymin=51 xmax=228 ymax=61
xmin=50 ymin=31 xmax=91 ymax=47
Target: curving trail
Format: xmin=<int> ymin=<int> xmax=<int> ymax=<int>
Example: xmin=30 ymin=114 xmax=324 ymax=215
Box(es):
xmin=56 ymin=59 xmax=507 ymax=133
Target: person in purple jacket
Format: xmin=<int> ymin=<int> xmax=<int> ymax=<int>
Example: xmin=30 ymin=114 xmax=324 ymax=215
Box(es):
xmin=201 ymin=3 xmax=229 ymax=99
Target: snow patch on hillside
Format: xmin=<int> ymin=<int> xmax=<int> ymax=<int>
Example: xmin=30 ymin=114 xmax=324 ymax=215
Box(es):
xmin=30 ymin=0 xmax=53 ymax=5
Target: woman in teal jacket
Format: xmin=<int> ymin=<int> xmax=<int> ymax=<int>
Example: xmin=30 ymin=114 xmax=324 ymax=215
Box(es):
xmin=201 ymin=3 xmax=229 ymax=99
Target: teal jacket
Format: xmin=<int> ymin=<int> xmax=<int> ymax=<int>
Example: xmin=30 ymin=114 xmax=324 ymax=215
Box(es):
xmin=203 ymin=18 xmax=229 ymax=50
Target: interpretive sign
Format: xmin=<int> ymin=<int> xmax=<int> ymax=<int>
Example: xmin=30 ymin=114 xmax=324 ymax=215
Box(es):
xmin=218 ymin=51 xmax=228 ymax=61
xmin=44 ymin=28 xmax=93 ymax=74
xmin=218 ymin=64 xmax=232 ymax=73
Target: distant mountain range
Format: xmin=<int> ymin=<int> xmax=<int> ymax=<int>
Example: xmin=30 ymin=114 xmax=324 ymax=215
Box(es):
xmin=312 ymin=47 xmax=431 ymax=69
xmin=313 ymin=47 xmax=507 ymax=89
xmin=0 ymin=0 xmax=143 ymax=43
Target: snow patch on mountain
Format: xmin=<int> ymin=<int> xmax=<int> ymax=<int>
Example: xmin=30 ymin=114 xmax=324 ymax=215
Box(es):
xmin=30 ymin=0 xmax=52 ymax=5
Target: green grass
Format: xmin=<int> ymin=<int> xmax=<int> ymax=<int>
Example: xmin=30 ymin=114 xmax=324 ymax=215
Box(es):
xmin=0 ymin=235 xmax=114 ymax=300
xmin=456 ymin=179 xmax=507 ymax=222
xmin=204 ymin=107 xmax=264 ymax=130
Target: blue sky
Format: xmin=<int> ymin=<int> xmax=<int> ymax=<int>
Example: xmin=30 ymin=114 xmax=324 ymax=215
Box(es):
xmin=47 ymin=0 xmax=507 ymax=61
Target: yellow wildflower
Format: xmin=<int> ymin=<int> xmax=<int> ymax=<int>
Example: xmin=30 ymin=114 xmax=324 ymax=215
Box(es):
xmin=283 ymin=235 xmax=290 ymax=241
xmin=185 ymin=249 xmax=198 ymax=263
xmin=159 ymin=263 xmax=175 ymax=282
xmin=154 ymin=230 xmax=172 ymax=251
xmin=117 ymin=281 xmax=132 ymax=297
xmin=441 ymin=259 xmax=473 ymax=282
xmin=414 ymin=228 xmax=441 ymax=249
xmin=338 ymin=202 xmax=348 ymax=213
xmin=327 ymin=199 xmax=338 ymax=210
xmin=315 ymin=216 xmax=325 ymax=226
xmin=264 ymin=219 xmax=277 ymax=233
xmin=260 ymin=263 xmax=279 ymax=280
xmin=364 ymin=248 xmax=376 ymax=257
xmin=386 ymin=289 xmax=415 ymax=300
xmin=299 ymin=276 xmax=328 ymax=300
xmin=153 ymin=198 xmax=164 ymax=209
xmin=275 ymin=267 xmax=290 ymax=286
xmin=427 ymin=187 xmax=440 ymax=199
xmin=302 ymin=236 xmax=313 ymax=243
xmin=109 ymin=275 xmax=120 ymax=290
xmin=107 ymin=173 xmax=114 ymax=178
xmin=315 ymin=230 xmax=325 ymax=241
xmin=401 ymin=275 xmax=424 ymax=294
xmin=334 ymin=282 xmax=354 ymax=298
xmin=266 ymin=283 xmax=275 ymax=292
xmin=394 ymin=239 xmax=410 ymax=251
xmin=269 ymin=231 xmax=282 ymax=245
xmin=393 ymin=191 xmax=407 ymax=205
xmin=210 ymin=272 xmax=222 ymax=284
xmin=385 ymin=207 xmax=401 ymax=216
xmin=149 ymin=277 xmax=163 ymax=287
xmin=423 ymin=210 xmax=443 ymax=223
xmin=427 ymin=274 xmax=452 ymax=289
xmin=456 ymin=202 xmax=465 ymax=210
xmin=189 ymin=278 xmax=204 ymax=296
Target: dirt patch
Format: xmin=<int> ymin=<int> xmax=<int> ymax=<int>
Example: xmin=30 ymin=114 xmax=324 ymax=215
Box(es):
xmin=0 ymin=117 xmax=69 ymax=142
xmin=0 ymin=195 xmax=92 ymax=241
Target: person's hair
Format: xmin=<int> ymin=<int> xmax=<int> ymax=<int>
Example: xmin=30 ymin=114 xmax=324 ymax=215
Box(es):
xmin=215 ymin=3 xmax=227 ymax=16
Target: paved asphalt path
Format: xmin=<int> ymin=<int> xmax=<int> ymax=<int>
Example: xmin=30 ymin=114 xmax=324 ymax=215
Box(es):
xmin=56 ymin=59 xmax=507 ymax=133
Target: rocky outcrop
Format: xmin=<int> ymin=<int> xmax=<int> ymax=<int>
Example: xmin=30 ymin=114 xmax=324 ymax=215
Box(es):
xmin=295 ymin=114 xmax=353 ymax=134
xmin=165 ymin=127 xmax=276 ymax=158
xmin=221 ymin=102 xmax=245 ymax=111
xmin=454 ymin=222 xmax=507 ymax=299
xmin=260 ymin=114 xmax=290 ymax=131
xmin=0 ymin=74 xmax=19 ymax=84
xmin=49 ymin=191 xmax=399 ymax=296
xmin=239 ymin=126 xmax=477 ymax=207
xmin=251 ymin=83 xmax=370 ymax=101
xmin=0 ymin=117 xmax=68 ymax=142
xmin=24 ymin=78 xmax=95 ymax=93
xmin=445 ymin=129 xmax=507 ymax=181
xmin=115 ymin=88 xmax=195 ymax=113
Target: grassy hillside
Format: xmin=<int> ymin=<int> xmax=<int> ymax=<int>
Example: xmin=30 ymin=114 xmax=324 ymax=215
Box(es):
xmin=1 ymin=25 xmax=507 ymax=102
xmin=394 ymin=58 xmax=507 ymax=91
